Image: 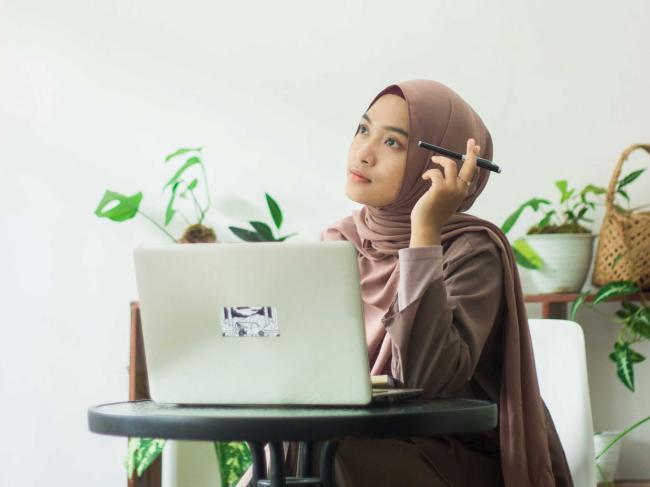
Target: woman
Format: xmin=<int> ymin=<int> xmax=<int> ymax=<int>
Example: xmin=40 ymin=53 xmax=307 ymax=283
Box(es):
xmin=239 ymin=79 xmax=573 ymax=486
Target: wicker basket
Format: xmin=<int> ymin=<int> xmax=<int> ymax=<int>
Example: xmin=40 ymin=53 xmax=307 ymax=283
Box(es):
xmin=592 ymin=143 xmax=650 ymax=289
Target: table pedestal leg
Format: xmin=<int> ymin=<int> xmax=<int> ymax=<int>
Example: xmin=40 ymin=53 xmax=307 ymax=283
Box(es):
xmin=268 ymin=441 xmax=287 ymax=487
xmin=319 ymin=441 xmax=338 ymax=487
xmin=299 ymin=441 xmax=313 ymax=477
xmin=248 ymin=442 xmax=266 ymax=484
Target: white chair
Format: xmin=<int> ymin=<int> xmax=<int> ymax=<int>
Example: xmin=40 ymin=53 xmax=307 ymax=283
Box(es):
xmin=528 ymin=319 xmax=597 ymax=487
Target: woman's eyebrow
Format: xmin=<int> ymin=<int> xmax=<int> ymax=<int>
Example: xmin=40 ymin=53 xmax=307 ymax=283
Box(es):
xmin=361 ymin=113 xmax=409 ymax=138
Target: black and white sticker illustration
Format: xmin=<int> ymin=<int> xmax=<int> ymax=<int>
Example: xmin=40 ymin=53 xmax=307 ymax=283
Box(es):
xmin=220 ymin=306 xmax=280 ymax=337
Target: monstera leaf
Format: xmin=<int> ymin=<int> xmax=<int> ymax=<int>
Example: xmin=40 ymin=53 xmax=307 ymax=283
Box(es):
xmin=95 ymin=190 xmax=142 ymax=222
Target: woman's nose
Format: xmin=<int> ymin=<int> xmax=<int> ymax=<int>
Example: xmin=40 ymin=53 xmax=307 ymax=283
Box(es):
xmin=357 ymin=142 xmax=376 ymax=166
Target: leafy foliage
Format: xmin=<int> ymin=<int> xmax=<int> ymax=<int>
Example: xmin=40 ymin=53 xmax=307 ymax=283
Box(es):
xmin=593 ymin=281 xmax=640 ymax=305
xmin=95 ymin=190 xmax=143 ymax=222
xmin=616 ymin=168 xmax=646 ymax=205
xmin=501 ymin=180 xmax=605 ymax=237
xmin=570 ymin=280 xmax=648 ymax=392
xmin=569 ymin=291 xmax=590 ymax=322
xmin=501 ymin=198 xmax=551 ymax=234
xmin=512 ymin=238 xmax=544 ymax=270
xmin=125 ymin=438 xmax=252 ymax=485
xmin=125 ymin=437 xmax=166 ymax=479
xmin=215 ymin=442 xmax=253 ymax=487
xmin=499 ymin=180 xmax=605 ymax=271
xmin=229 ymin=192 xmax=298 ymax=242
xmin=94 ymin=147 xmax=211 ymax=242
xmin=95 ymin=148 xmax=298 ymax=243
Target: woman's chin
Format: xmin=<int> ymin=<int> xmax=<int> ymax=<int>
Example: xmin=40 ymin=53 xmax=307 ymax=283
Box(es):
xmin=345 ymin=185 xmax=379 ymax=206
xmin=345 ymin=185 xmax=366 ymax=204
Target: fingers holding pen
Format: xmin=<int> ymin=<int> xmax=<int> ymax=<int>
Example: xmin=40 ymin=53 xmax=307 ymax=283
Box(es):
xmin=423 ymin=137 xmax=481 ymax=191
xmin=428 ymin=155 xmax=457 ymax=186
xmin=421 ymin=165 xmax=444 ymax=186
xmin=458 ymin=138 xmax=481 ymax=187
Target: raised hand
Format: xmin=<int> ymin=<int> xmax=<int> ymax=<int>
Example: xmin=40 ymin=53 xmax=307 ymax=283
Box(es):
xmin=410 ymin=138 xmax=480 ymax=246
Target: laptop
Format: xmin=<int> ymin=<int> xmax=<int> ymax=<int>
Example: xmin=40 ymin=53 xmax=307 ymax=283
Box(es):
xmin=133 ymin=241 xmax=423 ymax=405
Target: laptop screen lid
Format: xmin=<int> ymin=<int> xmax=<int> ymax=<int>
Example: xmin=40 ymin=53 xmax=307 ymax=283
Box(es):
xmin=133 ymin=241 xmax=372 ymax=405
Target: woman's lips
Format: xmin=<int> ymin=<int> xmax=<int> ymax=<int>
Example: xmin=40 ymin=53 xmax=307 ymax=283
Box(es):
xmin=349 ymin=170 xmax=371 ymax=183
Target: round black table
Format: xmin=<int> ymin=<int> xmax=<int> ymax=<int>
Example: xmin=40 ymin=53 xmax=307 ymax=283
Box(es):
xmin=88 ymin=398 xmax=497 ymax=487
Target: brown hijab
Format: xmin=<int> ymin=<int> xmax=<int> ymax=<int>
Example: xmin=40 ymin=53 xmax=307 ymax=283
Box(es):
xmin=322 ymin=79 xmax=556 ymax=485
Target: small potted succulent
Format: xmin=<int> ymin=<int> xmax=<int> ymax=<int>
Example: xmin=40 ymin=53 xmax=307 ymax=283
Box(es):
xmin=501 ymin=179 xmax=606 ymax=293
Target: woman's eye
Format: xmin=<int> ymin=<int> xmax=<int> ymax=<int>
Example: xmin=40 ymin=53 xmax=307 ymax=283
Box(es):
xmin=386 ymin=138 xmax=400 ymax=148
xmin=357 ymin=125 xmax=401 ymax=149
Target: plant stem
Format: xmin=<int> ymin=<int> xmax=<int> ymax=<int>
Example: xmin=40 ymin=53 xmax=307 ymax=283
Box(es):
xmin=596 ymin=415 xmax=650 ymax=460
xmin=596 ymin=463 xmax=614 ymax=487
xmin=188 ymin=188 xmax=204 ymax=223
xmin=137 ymin=210 xmax=178 ymax=242
xmin=198 ymin=148 xmax=212 ymax=215
xmin=178 ymin=178 xmax=204 ymax=223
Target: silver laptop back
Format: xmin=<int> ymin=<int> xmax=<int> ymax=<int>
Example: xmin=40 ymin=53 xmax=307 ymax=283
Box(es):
xmin=133 ymin=241 xmax=372 ymax=405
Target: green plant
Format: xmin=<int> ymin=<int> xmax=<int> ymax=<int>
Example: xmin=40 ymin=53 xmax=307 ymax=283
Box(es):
xmin=95 ymin=147 xmax=216 ymax=242
xmin=501 ymin=167 xmax=645 ymax=270
xmin=570 ymin=280 xmax=649 ymax=485
xmin=228 ymin=193 xmax=298 ymax=242
xmin=126 ymin=437 xmax=166 ymax=478
xmin=570 ymin=280 xmax=649 ymax=392
xmin=612 ymin=167 xmax=646 ymax=211
xmin=94 ymin=147 xmax=297 ymax=244
xmin=215 ymin=441 xmax=253 ymax=486
xmin=126 ymin=438 xmax=252 ymax=486
xmin=595 ymin=415 xmax=650 ymax=486
xmin=500 ymin=179 xmax=606 ymax=270
xmin=95 ymin=147 xmax=213 ymax=243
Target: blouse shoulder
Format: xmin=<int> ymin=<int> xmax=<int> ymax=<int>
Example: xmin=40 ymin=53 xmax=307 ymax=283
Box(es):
xmin=320 ymin=214 xmax=354 ymax=242
xmin=444 ymin=229 xmax=502 ymax=265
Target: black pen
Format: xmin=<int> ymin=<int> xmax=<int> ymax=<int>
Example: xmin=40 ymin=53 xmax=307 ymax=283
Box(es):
xmin=418 ymin=140 xmax=502 ymax=174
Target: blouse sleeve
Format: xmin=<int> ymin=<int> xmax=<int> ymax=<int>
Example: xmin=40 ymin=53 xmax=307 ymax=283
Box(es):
xmin=382 ymin=232 xmax=504 ymax=396
xmin=397 ymin=245 xmax=443 ymax=312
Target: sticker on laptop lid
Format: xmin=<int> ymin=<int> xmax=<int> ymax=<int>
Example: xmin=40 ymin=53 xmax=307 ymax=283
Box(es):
xmin=220 ymin=306 xmax=280 ymax=337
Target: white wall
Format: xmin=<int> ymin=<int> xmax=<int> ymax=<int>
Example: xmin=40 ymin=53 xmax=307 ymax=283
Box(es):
xmin=1 ymin=0 xmax=649 ymax=484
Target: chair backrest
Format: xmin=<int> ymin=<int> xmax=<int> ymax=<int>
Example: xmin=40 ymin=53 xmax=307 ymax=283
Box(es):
xmin=528 ymin=318 xmax=597 ymax=487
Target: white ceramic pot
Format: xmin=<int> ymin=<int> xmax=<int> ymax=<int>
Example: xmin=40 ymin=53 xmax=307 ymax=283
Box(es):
xmin=594 ymin=430 xmax=623 ymax=484
xmin=522 ymin=233 xmax=596 ymax=294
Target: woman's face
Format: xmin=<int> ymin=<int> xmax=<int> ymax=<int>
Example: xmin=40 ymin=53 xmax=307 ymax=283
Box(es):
xmin=346 ymin=94 xmax=409 ymax=207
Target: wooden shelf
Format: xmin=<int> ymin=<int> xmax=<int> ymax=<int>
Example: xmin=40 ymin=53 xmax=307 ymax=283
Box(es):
xmin=524 ymin=292 xmax=650 ymax=319
xmin=598 ymin=482 xmax=650 ymax=487
xmin=129 ymin=301 xmax=161 ymax=487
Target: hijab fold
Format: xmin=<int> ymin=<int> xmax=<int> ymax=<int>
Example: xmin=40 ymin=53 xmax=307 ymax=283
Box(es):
xmin=324 ymin=79 xmax=555 ymax=485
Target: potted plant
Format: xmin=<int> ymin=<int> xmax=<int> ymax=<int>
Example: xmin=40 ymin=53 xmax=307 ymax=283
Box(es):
xmin=95 ymin=147 xmax=298 ymax=486
xmin=95 ymin=147 xmax=298 ymax=244
xmin=95 ymin=147 xmax=216 ymax=243
xmin=570 ymin=280 xmax=650 ymax=485
xmin=501 ymin=179 xmax=606 ymax=293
